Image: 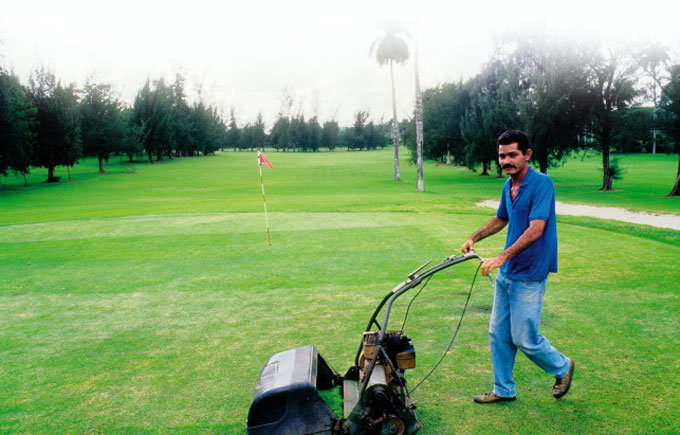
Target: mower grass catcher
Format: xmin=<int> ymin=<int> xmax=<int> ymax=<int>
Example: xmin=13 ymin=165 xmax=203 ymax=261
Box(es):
xmin=246 ymin=252 xmax=484 ymax=435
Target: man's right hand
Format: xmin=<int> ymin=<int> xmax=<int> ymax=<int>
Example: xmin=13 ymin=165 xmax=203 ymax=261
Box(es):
xmin=461 ymin=238 xmax=475 ymax=254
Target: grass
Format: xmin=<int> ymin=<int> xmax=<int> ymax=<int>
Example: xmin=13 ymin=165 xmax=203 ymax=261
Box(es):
xmin=1 ymin=149 xmax=679 ymax=434
xmin=546 ymin=151 xmax=680 ymax=213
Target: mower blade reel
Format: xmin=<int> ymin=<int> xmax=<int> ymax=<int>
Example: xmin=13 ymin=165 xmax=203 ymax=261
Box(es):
xmin=246 ymin=345 xmax=338 ymax=435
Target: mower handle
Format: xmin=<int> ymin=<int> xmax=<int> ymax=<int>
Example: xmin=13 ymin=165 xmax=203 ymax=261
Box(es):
xmin=468 ymin=250 xmax=496 ymax=289
xmin=353 ymin=251 xmax=490 ymax=368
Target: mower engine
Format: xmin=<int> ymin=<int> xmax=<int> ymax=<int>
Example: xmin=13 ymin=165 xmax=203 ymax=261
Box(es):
xmin=343 ymin=331 xmax=419 ymax=434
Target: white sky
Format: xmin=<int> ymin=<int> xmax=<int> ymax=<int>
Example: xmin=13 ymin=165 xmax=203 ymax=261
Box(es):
xmin=1 ymin=0 xmax=679 ymax=128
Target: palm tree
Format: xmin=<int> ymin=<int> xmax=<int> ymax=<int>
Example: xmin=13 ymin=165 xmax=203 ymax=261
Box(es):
xmin=413 ymin=26 xmax=424 ymax=192
xmin=371 ymin=23 xmax=409 ymax=182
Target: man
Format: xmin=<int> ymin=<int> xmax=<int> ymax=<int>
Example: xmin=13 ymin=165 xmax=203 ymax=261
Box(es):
xmin=461 ymin=129 xmax=574 ymax=403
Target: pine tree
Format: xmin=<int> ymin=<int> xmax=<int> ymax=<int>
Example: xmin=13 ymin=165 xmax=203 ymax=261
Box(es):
xmin=0 ymin=69 xmax=36 ymax=190
xmin=28 ymin=68 xmax=81 ymax=182
xmin=80 ymin=81 xmax=126 ymax=173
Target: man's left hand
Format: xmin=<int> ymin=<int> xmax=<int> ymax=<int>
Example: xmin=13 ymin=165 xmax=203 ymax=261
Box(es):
xmin=481 ymin=256 xmax=505 ymax=276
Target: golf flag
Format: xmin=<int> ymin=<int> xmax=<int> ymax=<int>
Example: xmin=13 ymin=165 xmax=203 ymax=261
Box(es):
xmin=257 ymin=151 xmax=273 ymax=245
xmin=258 ymin=151 xmax=273 ymax=169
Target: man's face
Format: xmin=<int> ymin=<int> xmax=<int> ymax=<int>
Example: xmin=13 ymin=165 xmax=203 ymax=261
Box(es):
xmin=498 ymin=142 xmax=531 ymax=176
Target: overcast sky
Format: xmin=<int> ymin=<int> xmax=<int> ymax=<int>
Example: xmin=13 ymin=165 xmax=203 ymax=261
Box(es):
xmin=1 ymin=0 xmax=679 ymax=127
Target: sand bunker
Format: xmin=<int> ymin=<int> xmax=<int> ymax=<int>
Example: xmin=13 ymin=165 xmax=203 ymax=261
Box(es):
xmin=476 ymin=200 xmax=680 ymax=231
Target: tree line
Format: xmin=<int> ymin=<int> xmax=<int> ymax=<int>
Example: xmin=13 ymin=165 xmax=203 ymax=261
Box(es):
xmin=5 ymin=33 xmax=680 ymax=196
xmin=268 ymin=110 xmax=388 ymax=152
xmin=400 ymin=34 xmax=680 ymax=196
xmin=0 ymin=68 xmax=228 ymax=190
xmin=0 ymin=65 xmax=392 ymax=191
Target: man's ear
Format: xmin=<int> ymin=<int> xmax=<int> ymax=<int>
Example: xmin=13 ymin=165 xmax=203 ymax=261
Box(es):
xmin=525 ymin=148 xmax=532 ymax=161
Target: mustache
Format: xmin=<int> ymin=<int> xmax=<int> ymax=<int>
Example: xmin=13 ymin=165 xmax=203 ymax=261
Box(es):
xmin=502 ymin=164 xmax=516 ymax=169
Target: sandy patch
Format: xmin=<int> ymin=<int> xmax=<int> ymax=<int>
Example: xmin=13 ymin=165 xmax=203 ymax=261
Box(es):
xmin=476 ymin=200 xmax=680 ymax=231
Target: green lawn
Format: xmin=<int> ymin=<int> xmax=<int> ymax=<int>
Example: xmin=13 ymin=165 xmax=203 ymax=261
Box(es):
xmin=1 ymin=149 xmax=679 ymax=433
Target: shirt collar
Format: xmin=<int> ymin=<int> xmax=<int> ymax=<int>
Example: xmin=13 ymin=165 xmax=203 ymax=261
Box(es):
xmin=519 ymin=166 xmax=535 ymax=188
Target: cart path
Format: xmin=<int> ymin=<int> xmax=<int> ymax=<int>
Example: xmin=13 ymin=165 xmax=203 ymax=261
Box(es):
xmin=476 ymin=200 xmax=680 ymax=231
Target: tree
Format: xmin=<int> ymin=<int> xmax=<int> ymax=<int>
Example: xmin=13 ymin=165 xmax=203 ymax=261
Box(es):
xmin=347 ymin=111 xmax=369 ymax=150
xmin=637 ymin=42 xmax=670 ymax=154
xmin=120 ymin=107 xmax=144 ymax=162
xmin=461 ymin=60 xmax=521 ymax=175
xmin=585 ymin=48 xmax=639 ymax=190
xmin=413 ymin=27 xmax=424 ymax=191
xmin=307 ymin=116 xmax=321 ymax=152
xmin=661 ymin=64 xmax=680 ymax=196
xmin=460 ymin=93 xmax=496 ymax=175
xmin=150 ymin=79 xmax=175 ymax=161
xmin=169 ymin=74 xmax=193 ymax=157
xmin=376 ymin=120 xmax=390 ymax=149
xmin=408 ymin=81 xmax=471 ymax=165
xmin=270 ymin=116 xmax=290 ymax=151
xmin=0 ymin=69 xmax=36 ymax=190
xmin=291 ymin=114 xmax=309 ymax=152
xmin=240 ymin=123 xmax=254 ymax=151
xmin=273 ymin=88 xmax=294 ymax=152
xmin=365 ymin=120 xmax=383 ymax=149
xmin=253 ymin=112 xmax=265 ymax=151
xmin=80 ymin=81 xmax=126 ymax=173
xmin=321 ymin=120 xmax=339 ymax=151
xmin=28 ymin=68 xmax=81 ymax=182
xmin=130 ymin=78 xmax=173 ymax=162
xmin=371 ymin=22 xmax=409 ymax=181
xmin=226 ymin=108 xmax=240 ymax=151
xmin=190 ymin=101 xmax=224 ymax=156
xmin=401 ymin=117 xmax=416 ymax=157
xmin=508 ymin=34 xmax=591 ymax=174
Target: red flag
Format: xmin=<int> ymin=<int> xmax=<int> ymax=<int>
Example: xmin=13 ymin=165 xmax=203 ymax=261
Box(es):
xmin=258 ymin=151 xmax=273 ymax=169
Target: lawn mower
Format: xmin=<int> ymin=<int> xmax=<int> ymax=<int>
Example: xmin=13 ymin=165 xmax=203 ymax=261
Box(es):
xmin=246 ymin=251 xmax=489 ymax=435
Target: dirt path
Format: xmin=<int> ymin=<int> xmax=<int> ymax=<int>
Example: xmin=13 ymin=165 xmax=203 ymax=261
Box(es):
xmin=476 ymin=200 xmax=680 ymax=231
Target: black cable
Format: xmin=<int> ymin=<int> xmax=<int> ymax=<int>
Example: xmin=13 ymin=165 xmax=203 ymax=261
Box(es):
xmin=409 ymin=262 xmax=482 ymax=395
xmin=399 ymin=274 xmax=433 ymax=334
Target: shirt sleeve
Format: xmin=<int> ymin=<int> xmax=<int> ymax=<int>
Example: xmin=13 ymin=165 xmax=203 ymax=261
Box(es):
xmin=529 ymin=177 xmax=554 ymax=221
xmin=496 ymin=183 xmax=509 ymax=221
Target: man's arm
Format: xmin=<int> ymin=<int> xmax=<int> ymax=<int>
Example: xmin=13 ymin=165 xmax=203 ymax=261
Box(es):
xmin=480 ymin=219 xmax=546 ymax=276
xmin=461 ymin=216 xmax=508 ymax=253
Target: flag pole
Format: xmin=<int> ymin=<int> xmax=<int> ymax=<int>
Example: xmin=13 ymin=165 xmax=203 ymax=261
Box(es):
xmin=259 ymin=163 xmax=271 ymax=246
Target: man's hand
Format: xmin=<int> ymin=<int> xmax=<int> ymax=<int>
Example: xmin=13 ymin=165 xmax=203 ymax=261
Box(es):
xmin=461 ymin=238 xmax=475 ymax=254
xmin=481 ymin=256 xmax=506 ymax=276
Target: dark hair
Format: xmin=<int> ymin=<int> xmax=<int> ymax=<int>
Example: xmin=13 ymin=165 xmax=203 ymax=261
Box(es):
xmin=497 ymin=129 xmax=530 ymax=154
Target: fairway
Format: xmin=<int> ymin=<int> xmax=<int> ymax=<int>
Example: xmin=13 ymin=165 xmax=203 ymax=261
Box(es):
xmin=1 ymin=149 xmax=679 ymax=433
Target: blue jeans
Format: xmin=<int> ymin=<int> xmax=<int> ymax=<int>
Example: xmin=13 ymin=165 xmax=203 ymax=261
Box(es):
xmin=489 ymin=271 xmax=570 ymax=397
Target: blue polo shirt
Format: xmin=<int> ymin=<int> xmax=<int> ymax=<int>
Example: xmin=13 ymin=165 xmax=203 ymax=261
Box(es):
xmin=496 ymin=167 xmax=557 ymax=281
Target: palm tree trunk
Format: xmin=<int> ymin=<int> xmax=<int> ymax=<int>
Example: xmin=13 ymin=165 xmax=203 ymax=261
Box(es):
xmin=389 ymin=60 xmax=400 ymax=181
xmin=414 ymin=31 xmax=424 ymax=192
